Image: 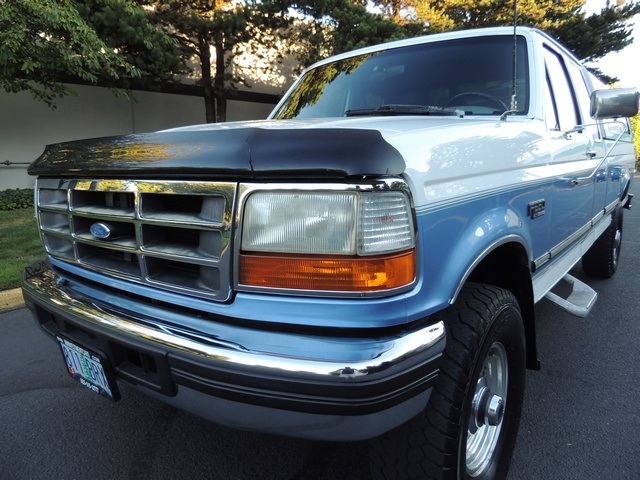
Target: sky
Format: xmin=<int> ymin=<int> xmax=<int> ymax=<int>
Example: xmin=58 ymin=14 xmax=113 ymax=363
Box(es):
xmin=584 ymin=0 xmax=640 ymax=87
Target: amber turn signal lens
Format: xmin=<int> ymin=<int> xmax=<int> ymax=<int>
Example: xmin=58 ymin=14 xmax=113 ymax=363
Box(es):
xmin=239 ymin=250 xmax=415 ymax=291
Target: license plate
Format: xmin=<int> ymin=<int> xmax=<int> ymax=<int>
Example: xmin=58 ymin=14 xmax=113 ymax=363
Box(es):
xmin=56 ymin=335 xmax=119 ymax=401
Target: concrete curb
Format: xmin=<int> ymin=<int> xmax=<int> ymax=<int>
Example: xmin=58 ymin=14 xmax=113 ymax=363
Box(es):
xmin=0 ymin=288 xmax=24 ymax=313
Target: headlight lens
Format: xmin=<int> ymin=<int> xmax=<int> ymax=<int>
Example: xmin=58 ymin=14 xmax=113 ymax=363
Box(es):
xmin=239 ymin=190 xmax=416 ymax=293
xmin=242 ymin=191 xmax=414 ymax=255
xmin=242 ymin=192 xmax=357 ymax=254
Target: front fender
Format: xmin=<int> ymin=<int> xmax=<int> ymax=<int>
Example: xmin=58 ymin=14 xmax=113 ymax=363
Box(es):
xmin=418 ymin=201 xmax=532 ymax=307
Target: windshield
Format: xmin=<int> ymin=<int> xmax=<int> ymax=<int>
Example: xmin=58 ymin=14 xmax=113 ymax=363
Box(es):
xmin=272 ymin=35 xmax=529 ymax=119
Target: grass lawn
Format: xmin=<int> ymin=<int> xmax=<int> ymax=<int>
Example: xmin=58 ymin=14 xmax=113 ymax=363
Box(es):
xmin=0 ymin=208 xmax=43 ymax=290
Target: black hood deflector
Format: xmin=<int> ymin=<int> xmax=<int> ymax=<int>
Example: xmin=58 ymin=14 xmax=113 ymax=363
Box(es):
xmin=28 ymin=128 xmax=406 ymax=179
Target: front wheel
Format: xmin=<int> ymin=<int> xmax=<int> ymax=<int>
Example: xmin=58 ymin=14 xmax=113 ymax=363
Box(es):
xmin=369 ymin=284 xmax=526 ymax=480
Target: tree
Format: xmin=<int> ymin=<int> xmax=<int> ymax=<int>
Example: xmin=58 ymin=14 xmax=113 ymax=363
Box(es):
xmin=140 ymin=0 xmax=292 ymax=123
xmin=371 ymin=0 xmax=411 ymax=22
xmin=0 ymin=0 xmax=140 ymax=106
xmin=550 ymin=1 xmax=640 ymax=82
xmin=76 ymin=0 xmax=184 ymax=90
xmin=362 ymin=0 xmax=640 ymax=82
xmin=289 ymin=0 xmax=405 ymax=68
xmin=410 ymin=0 xmax=587 ymax=30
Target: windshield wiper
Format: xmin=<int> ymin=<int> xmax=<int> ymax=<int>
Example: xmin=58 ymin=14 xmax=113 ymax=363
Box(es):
xmin=345 ymin=104 xmax=464 ymax=118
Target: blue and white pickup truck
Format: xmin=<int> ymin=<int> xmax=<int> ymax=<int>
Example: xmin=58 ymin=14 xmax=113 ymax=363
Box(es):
xmin=22 ymin=27 xmax=638 ymax=479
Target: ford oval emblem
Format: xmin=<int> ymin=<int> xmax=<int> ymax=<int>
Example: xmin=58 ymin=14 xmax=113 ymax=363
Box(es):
xmin=90 ymin=222 xmax=112 ymax=239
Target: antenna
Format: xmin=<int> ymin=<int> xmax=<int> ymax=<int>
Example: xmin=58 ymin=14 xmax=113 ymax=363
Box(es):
xmin=510 ymin=0 xmax=518 ymax=112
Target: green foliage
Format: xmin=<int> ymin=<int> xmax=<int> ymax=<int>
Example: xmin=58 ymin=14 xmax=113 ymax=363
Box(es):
xmin=1 ymin=0 xmax=635 ymax=121
xmin=0 ymin=0 xmax=141 ymax=106
xmin=360 ymin=0 xmax=640 ymax=82
xmin=550 ymin=2 xmax=640 ymax=82
xmin=631 ymin=115 xmax=640 ymax=166
xmin=0 ymin=189 xmax=34 ymax=211
xmin=363 ymin=0 xmax=586 ymax=30
xmin=289 ymin=0 xmax=405 ymax=68
xmin=459 ymin=0 xmax=585 ymax=29
xmin=76 ymin=0 xmax=184 ymax=89
xmin=324 ymin=1 xmax=405 ymax=52
xmin=141 ymin=0 xmax=292 ymax=122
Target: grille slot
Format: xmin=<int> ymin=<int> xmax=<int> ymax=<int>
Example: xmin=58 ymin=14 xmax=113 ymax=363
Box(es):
xmin=43 ymin=234 xmax=74 ymax=259
xmin=141 ymin=225 xmax=222 ymax=260
xmin=77 ymin=244 xmax=142 ymax=276
xmin=146 ymin=257 xmax=220 ymax=292
xmin=40 ymin=211 xmax=71 ymax=233
xmin=141 ymin=193 xmax=225 ymax=224
xmin=72 ymin=190 xmax=135 ymax=216
xmin=36 ymin=179 xmax=235 ymax=301
xmin=39 ymin=188 xmax=68 ymax=209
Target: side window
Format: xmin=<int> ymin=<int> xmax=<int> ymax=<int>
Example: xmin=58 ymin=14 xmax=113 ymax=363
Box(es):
xmin=544 ymin=47 xmax=580 ymax=131
xmin=602 ymin=117 xmax=632 ymax=140
xmin=566 ymin=61 xmax=600 ymax=137
xmin=544 ymin=73 xmax=560 ymax=131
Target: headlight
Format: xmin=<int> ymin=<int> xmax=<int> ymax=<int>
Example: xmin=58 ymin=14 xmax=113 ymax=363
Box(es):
xmin=242 ymin=192 xmax=357 ymax=254
xmin=239 ymin=190 xmax=415 ymax=293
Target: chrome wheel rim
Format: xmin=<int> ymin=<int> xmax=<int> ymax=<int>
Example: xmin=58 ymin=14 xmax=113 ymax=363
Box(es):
xmin=466 ymin=342 xmax=508 ymax=477
xmin=613 ymin=227 xmax=622 ymax=270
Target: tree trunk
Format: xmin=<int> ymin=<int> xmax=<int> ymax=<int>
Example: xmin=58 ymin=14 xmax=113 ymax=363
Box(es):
xmin=214 ymin=42 xmax=227 ymax=122
xmin=198 ymin=38 xmax=216 ymax=123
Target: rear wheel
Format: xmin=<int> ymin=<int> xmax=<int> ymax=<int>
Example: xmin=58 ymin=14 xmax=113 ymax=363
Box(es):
xmin=582 ymin=207 xmax=623 ymax=279
xmin=369 ymin=284 xmax=526 ymax=480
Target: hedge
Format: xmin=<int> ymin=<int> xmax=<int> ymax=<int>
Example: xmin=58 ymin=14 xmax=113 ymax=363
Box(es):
xmin=0 ymin=188 xmax=34 ymax=211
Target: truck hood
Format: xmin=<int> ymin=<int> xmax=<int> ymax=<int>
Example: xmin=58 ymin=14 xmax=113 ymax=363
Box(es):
xmin=29 ymin=118 xmax=413 ymax=179
xmin=28 ymin=116 xmax=512 ymax=179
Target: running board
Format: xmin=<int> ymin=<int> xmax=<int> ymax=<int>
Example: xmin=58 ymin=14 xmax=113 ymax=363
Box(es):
xmin=544 ymin=274 xmax=598 ymax=318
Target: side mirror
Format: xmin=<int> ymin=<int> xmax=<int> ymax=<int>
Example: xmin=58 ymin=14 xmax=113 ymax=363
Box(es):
xmin=590 ymin=88 xmax=640 ymax=119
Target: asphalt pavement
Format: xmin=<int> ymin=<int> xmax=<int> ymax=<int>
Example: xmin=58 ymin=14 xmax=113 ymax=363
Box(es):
xmin=1 ymin=182 xmax=639 ymax=479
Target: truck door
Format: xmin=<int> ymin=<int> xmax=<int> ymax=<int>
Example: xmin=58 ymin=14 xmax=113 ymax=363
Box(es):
xmin=564 ymin=62 xmax=610 ymax=224
xmin=543 ymin=46 xmax=600 ymax=253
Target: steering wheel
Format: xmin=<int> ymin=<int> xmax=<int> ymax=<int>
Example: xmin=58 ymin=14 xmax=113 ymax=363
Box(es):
xmin=447 ymin=92 xmax=508 ymax=112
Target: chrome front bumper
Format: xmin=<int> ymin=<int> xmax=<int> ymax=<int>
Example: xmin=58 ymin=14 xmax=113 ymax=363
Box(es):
xmin=22 ymin=260 xmax=445 ymax=440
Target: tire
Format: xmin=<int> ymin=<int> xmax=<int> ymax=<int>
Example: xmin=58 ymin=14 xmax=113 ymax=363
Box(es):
xmin=582 ymin=207 xmax=623 ymax=279
xmin=369 ymin=284 xmax=526 ymax=480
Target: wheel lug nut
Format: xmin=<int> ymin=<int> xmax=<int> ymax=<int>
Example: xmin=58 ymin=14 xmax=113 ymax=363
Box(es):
xmin=485 ymin=394 xmax=504 ymax=426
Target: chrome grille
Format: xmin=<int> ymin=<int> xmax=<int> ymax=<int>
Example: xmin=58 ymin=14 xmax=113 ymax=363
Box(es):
xmin=36 ymin=178 xmax=236 ymax=301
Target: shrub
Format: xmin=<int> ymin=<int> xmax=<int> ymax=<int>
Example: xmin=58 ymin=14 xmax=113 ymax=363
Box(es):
xmin=0 ymin=188 xmax=34 ymax=211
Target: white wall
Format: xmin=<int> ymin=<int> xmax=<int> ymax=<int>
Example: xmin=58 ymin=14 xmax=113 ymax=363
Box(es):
xmin=0 ymin=84 xmax=277 ymax=190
